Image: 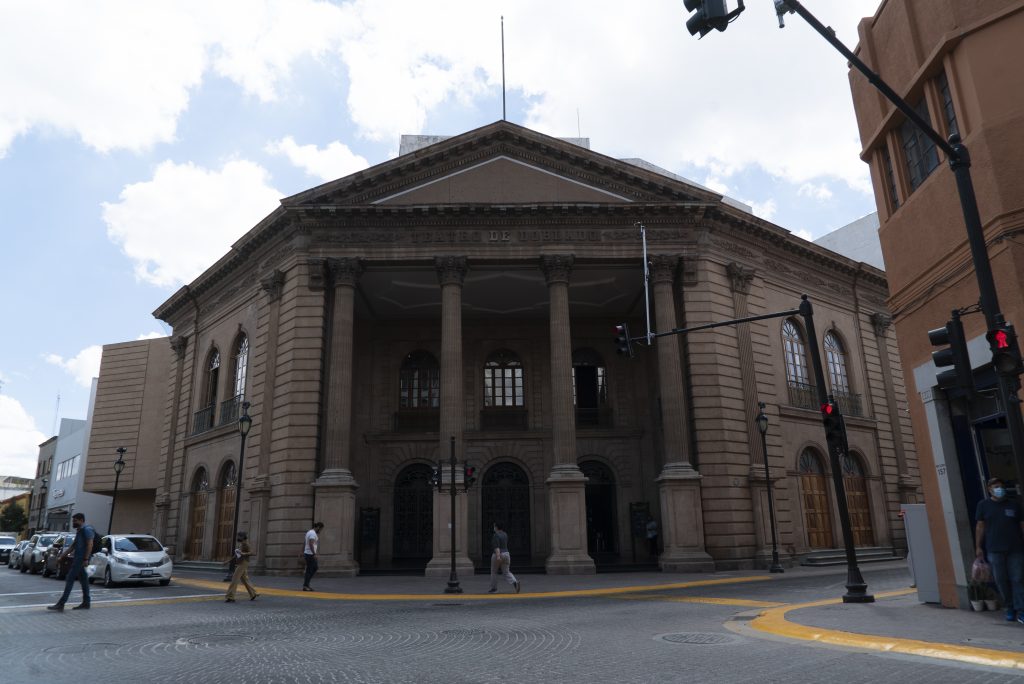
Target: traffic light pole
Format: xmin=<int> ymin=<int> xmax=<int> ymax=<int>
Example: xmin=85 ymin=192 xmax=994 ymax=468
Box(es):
xmin=624 ymin=295 xmax=871 ymax=601
xmin=778 ymin=0 xmax=1024 ymax=504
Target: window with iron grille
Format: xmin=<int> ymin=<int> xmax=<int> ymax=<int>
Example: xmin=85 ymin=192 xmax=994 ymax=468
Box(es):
xmin=399 ymin=350 xmax=440 ymax=408
xmin=782 ymin=319 xmax=809 ymax=386
xmin=937 ymin=71 xmax=959 ymax=138
xmin=900 ymin=98 xmax=939 ymax=191
xmin=483 ymin=350 xmax=524 ymax=407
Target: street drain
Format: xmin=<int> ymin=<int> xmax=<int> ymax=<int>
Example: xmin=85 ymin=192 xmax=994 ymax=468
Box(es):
xmin=659 ymin=632 xmax=738 ymax=645
xmin=176 ymin=634 xmax=257 ymax=647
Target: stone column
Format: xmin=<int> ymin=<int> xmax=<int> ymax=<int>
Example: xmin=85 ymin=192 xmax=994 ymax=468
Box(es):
xmin=871 ymin=312 xmax=918 ymax=504
xmin=312 ymin=257 xmax=363 ymax=576
xmin=650 ymin=254 xmax=714 ymax=572
xmin=541 ymin=254 xmax=595 ymax=574
xmin=426 ymin=256 xmax=474 ymax=577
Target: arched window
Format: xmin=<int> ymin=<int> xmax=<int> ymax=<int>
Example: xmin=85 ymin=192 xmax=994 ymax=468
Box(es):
xmin=782 ymin=320 xmax=809 ymax=386
xmin=399 ymin=351 xmax=440 ymax=409
xmin=573 ymin=348 xmax=608 ymax=427
xmin=232 ymin=335 xmax=249 ymax=400
xmin=484 ymin=350 xmax=524 ymax=407
xmin=824 ymin=331 xmax=850 ymax=393
xmin=205 ymin=349 xmax=221 ymax=407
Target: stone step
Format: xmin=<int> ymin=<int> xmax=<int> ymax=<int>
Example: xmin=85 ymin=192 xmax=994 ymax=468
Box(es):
xmin=800 ymin=547 xmax=904 ymax=567
xmin=174 ymin=560 xmax=229 ymax=573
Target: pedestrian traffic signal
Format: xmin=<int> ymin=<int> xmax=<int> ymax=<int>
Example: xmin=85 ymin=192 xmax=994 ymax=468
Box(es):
xmin=820 ymin=400 xmax=845 ymax=449
xmin=463 ymin=464 xmax=477 ymax=488
xmin=429 ymin=464 xmax=441 ymax=488
xmin=928 ymin=314 xmax=974 ymax=393
xmin=614 ymin=323 xmax=635 ymax=358
xmin=987 ymin=321 xmax=1024 ymax=375
xmin=683 ymin=0 xmax=730 ymax=37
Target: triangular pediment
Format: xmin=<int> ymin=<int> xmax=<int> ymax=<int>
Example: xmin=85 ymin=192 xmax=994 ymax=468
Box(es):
xmin=282 ymin=121 xmax=720 ymax=208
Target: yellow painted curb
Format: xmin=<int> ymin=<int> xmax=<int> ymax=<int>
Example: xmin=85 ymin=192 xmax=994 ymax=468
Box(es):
xmin=175 ymin=574 xmax=772 ymax=601
xmin=750 ymin=588 xmax=1024 ymax=670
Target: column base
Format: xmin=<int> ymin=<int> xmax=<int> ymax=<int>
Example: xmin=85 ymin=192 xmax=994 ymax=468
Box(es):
xmin=752 ymin=548 xmax=790 ymax=571
xmin=312 ymin=470 xmax=360 ymax=577
xmin=657 ymin=462 xmax=714 ymax=573
xmin=545 ymin=466 xmax=596 ymax=575
xmin=424 ymin=555 xmax=476 ymax=579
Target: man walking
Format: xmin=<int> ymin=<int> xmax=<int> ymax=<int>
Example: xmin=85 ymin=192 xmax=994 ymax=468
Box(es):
xmin=225 ymin=531 xmax=258 ymax=602
xmin=47 ymin=512 xmax=96 ymax=612
xmin=488 ymin=521 xmax=520 ymax=594
xmin=976 ymin=477 xmax=1024 ymax=622
xmin=302 ymin=522 xmax=323 ymax=592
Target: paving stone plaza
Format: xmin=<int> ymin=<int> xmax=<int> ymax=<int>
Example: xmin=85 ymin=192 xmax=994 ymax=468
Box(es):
xmin=3 ymin=563 xmax=1023 ymax=683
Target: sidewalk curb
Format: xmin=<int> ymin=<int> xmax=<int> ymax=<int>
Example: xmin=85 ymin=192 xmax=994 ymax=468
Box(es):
xmin=744 ymin=588 xmax=1024 ymax=671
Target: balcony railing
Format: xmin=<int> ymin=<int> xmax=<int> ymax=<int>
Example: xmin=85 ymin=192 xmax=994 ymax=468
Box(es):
xmin=393 ymin=409 xmax=440 ymax=433
xmin=219 ymin=394 xmax=245 ymax=426
xmin=480 ymin=407 xmax=528 ymax=431
xmin=575 ymin=407 xmax=613 ymax=428
xmin=192 ymin=405 xmax=216 ymax=435
xmin=786 ymin=382 xmax=864 ymax=417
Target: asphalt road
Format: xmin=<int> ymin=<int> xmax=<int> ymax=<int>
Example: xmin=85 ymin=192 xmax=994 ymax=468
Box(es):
xmin=0 ymin=563 xmax=1020 ymax=683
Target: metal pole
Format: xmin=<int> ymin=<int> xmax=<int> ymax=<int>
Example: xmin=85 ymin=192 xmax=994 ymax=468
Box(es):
xmin=229 ymin=404 xmax=251 ymax=573
xmin=108 ymin=447 xmax=126 ymax=536
xmin=445 ymin=435 xmax=463 ymax=594
xmin=758 ymin=403 xmax=784 ymax=573
xmin=800 ymin=296 xmax=873 ymax=602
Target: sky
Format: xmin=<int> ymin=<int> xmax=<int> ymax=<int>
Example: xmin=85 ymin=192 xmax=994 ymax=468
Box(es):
xmin=0 ymin=0 xmax=884 ymax=478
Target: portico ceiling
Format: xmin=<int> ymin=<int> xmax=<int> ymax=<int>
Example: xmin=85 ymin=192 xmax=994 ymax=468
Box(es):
xmin=355 ymin=264 xmax=646 ymax=320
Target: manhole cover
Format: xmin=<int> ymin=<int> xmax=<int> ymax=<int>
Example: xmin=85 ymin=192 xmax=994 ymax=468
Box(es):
xmin=175 ymin=634 xmax=257 ymax=647
xmin=44 ymin=643 xmax=119 ymax=655
xmin=441 ymin=628 xmax=486 ymax=637
xmin=659 ymin=632 xmax=737 ymax=645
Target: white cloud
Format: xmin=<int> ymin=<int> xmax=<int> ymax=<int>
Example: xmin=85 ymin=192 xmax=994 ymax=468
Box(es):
xmin=702 ymin=175 xmax=730 ymax=195
xmin=798 ymin=182 xmax=834 ymax=201
xmin=794 ymin=228 xmax=815 ymax=241
xmin=137 ymin=332 xmax=167 ymax=341
xmin=0 ymin=1 xmax=346 ymax=156
xmin=0 ymin=395 xmax=48 ymax=478
xmin=102 ymin=159 xmax=282 ymax=288
xmin=45 ymin=346 xmax=103 ymax=388
xmin=743 ymin=198 xmax=778 ymax=221
xmin=266 ymin=136 xmax=370 ymax=181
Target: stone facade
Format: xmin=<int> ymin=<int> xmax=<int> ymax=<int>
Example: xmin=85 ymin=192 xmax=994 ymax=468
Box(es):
xmin=139 ymin=121 xmax=917 ymax=575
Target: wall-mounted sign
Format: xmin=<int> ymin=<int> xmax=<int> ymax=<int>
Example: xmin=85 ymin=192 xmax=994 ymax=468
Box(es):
xmin=52 ymin=489 xmax=65 ymax=499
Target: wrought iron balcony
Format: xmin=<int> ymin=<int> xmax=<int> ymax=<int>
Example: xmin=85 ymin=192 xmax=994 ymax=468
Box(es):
xmin=834 ymin=390 xmax=864 ymax=418
xmin=393 ymin=409 xmax=440 ymax=433
xmin=480 ymin=407 xmax=528 ymax=431
xmin=219 ymin=394 xmax=245 ymax=426
xmin=192 ymin=405 xmax=216 ymax=435
xmin=786 ymin=382 xmax=818 ymax=411
xmin=575 ymin=407 xmax=613 ymax=428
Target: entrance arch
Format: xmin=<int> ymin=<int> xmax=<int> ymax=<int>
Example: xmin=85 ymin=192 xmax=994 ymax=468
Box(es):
xmin=392 ymin=464 xmax=434 ymax=564
xmin=186 ymin=468 xmax=209 ymax=560
xmin=480 ymin=463 xmax=531 ymax=564
xmin=580 ymin=460 xmax=617 ymax=557
xmin=798 ymin=449 xmax=833 ymax=549
xmin=842 ymin=453 xmax=875 ymax=547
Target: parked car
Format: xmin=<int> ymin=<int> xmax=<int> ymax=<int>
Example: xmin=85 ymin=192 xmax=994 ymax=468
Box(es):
xmin=8 ymin=540 xmax=30 ymax=569
xmin=21 ymin=533 xmax=59 ymax=574
xmin=0 ymin=536 xmax=16 ymax=564
xmin=90 ymin=535 xmax=172 ymax=587
xmin=42 ymin=532 xmax=76 ymax=579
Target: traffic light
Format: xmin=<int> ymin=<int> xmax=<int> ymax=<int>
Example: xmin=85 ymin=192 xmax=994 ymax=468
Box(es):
xmin=928 ymin=314 xmax=973 ymax=393
xmin=429 ymin=464 xmax=441 ymax=488
xmin=463 ymin=464 xmax=477 ymax=488
xmin=820 ymin=400 xmax=845 ymax=451
xmin=684 ymin=0 xmax=730 ymax=37
xmin=987 ymin=320 xmax=1024 ymax=375
xmin=614 ymin=323 xmax=635 ymax=358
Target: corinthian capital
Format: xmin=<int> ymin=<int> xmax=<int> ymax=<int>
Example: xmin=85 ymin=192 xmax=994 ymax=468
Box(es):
xmin=870 ymin=312 xmax=892 ymax=337
xmin=540 ymin=254 xmax=574 ymax=285
xmin=435 ymin=256 xmax=468 ymax=287
xmin=327 ymin=257 xmax=364 ymax=288
xmin=648 ymin=254 xmax=680 ymax=284
xmin=726 ymin=262 xmax=755 ymax=296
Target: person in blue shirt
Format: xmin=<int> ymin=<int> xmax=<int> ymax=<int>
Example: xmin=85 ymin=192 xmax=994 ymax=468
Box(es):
xmin=47 ymin=512 xmax=96 ymax=612
xmin=976 ymin=477 xmax=1024 ymax=622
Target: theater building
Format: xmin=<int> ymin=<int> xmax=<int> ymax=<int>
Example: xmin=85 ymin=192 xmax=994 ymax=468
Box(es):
xmin=135 ymin=121 xmax=918 ymax=576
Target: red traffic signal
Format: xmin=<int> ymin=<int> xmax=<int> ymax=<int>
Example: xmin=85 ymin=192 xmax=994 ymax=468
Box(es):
xmin=820 ymin=402 xmax=834 ymax=415
xmin=993 ymin=329 xmax=1010 ymax=349
xmin=614 ymin=323 xmax=635 ymax=358
xmin=987 ymin=322 xmax=1023 ymax=375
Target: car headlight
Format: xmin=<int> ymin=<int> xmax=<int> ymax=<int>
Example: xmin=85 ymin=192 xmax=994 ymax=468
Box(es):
xmin=160 ymin=555 xmax=171 ymax=564
xmin=112 ymin=553 xmax=127 ymax=564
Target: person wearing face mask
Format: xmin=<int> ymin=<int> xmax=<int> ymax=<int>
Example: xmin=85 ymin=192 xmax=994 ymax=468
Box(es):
xmin=976 ymin=477 xmax=1024 ymax=622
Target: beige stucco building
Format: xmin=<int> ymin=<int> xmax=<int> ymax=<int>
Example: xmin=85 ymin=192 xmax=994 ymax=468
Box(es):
xmin=849 ymin=0 xmax=1024 ymax=607
xmin=86 ymin=122 xmax=919 ymax=576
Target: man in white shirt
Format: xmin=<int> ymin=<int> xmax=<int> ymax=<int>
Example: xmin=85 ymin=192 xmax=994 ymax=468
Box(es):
xmin=303 ymin=522 xmax=324 ymax=592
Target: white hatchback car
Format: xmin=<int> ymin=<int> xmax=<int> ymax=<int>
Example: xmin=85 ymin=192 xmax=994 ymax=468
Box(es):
xmin=90 ymin=534 xmax=173 ymax=587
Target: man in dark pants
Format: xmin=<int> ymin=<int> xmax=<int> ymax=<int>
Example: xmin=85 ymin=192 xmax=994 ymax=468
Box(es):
xmin=302 ymin=522 xmax=323 ymax=591
xmin=47 ymin=512 xmax=96 ymax=611
xmin=976 ymin=477 xmax=1024 ymax=622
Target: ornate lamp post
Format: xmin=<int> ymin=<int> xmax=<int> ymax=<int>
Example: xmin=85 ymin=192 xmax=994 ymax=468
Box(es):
xmin=431 ymin=436 xmax=476 ymax=594
xmin=227 ymin=402 xmax=252 ymax=579
xmin=37 ymin=477 xmax=48 ymax=531
xmin=756 ymin=402 xmax=784 ymax=574
xmin=108 ymin=448 xmax=127 ymax=535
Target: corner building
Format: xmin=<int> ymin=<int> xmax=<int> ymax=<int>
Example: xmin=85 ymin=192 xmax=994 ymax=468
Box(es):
xmin=150 ymin=121 xmax=918 ymax=576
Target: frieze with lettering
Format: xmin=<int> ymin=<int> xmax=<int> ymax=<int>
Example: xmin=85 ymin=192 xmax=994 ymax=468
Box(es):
xmin=314 ymin=227 xmax=692 ymax=246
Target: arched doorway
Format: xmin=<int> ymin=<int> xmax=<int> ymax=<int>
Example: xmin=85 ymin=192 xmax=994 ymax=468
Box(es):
xmin=480 ymin=463 xmax=531 ymax=565
xmin=392 ymin=464 xmax=434 ymax=566
xmin=798 ymin=449 xmax=833 ymax=549
xmin=213 ymin=461 xmax=236 ymax=561
xmin=186 ymin=468 xmax=209 ymax=560
xmin=842 ymin=453 xmax=875 ymax=547
xmin=580 ymin=460 xmax=617 ymax=558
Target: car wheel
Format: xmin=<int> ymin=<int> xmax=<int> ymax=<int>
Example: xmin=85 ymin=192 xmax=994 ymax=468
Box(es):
xmin=29 ymin=561 xmax=38 ymax=574
xmin=159 ymin=578 xmax=170 ymax=586
xmin=57 ymin=568 xmax=68 ymax=581
xmin=103 ymin=567 xmax=115 ymax=588
xmin=42 ymin=565 xmax=52 ymax=578
xmin=19 ymin=561 xmax=27 ymax=573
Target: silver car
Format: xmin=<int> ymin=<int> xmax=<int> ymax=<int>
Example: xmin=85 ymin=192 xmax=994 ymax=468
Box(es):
xmin=22 ymin=533 xmax=59 ymax=574
xmin=90 ymin=535 xmax=172 ymax=587
xmin=8 ymin=540 xmax=31 ymax=568
xmin=0 ymin=535 xmax=16 ymax=565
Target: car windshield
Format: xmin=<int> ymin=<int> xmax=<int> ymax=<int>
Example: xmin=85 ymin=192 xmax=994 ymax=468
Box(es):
xmin=39 ymin=535 xmax=58 ymax=545
xmin=114 ymin=537 xmax=163 ymax=553
xmin=0 ymin=537 xmax=15 ymax=545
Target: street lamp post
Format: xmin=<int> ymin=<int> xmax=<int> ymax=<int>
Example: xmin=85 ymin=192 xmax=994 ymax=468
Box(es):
xmin=226 ymin=402 xmax=252 ymax=581
xmin=755 ymin=403 xmax=784 ymax=574
xmin=37 ymin=478 xmax=48 ymax=532
xmin=108 ymin=448 xmax=126 ymax=535
xmin=431 ymin=436 xmax=475 ymax=594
